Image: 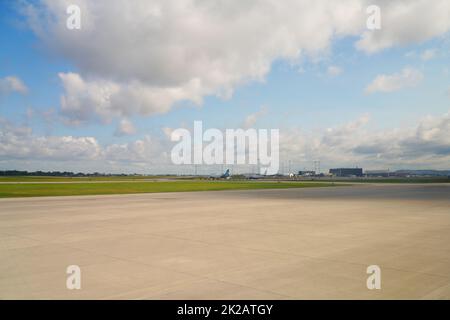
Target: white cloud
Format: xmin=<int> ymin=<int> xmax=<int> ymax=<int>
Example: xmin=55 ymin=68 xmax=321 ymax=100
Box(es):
xmin=280 ymin=111 xmax=450 ymax=169
xmin=58 ymin=72 xmax=119 ymax=124
xmin=36 ymin=0 xmax=366 ymax=124
xmin=103 ymin=135 xmax=165 ymax=163
xmin=2 ymin=111 xmax=450 ymax=172
xmin=327 ymin=65 xmax=343 ymax=77
xmin=0 ymin=118 xmax=100 ymax=161
xmin=243 ymin=106 xmax=268 ymax=129
xmin=21 ymin=1 xmax=450 ymax=123
xmin=0 ymin=117 xmax=166 ymax=168
xmin=0 ymin=76 xmax=28 ymax=95
xmin=356 ymin=0 xmax=450 ymax=53
xmin=365 ymin=67 xmax=423 ymax=94
xmin=58 ymin=72 xmax=205 ymax=124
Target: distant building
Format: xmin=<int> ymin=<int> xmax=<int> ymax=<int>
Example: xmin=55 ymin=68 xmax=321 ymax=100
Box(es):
xmin=394 ymin=170 xmax=450 ymax=177
xmin=298 ymin=170 xmax=316 ymax=176
xmin=329 ymin=168 xmax=363 ymax=177
xmin=365 ymin=170 xmax=392 ymax=177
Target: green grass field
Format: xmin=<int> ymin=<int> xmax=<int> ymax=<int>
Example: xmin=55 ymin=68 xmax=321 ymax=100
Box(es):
xmin=319 ymin=177 xmax=450 ymax=183
xmin=0 ymin=176 xmax=170 ymax=182
xmin=0 ymin=180 xmax=337 ymax=198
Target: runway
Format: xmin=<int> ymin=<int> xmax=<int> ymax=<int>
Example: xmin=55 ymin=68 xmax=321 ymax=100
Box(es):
xmin=1 ymin=184 xmax=449 ymax=299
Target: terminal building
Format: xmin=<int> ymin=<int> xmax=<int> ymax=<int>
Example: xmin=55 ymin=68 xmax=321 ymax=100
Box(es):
xmin=329 ymin=168 xmax=363 ymax=177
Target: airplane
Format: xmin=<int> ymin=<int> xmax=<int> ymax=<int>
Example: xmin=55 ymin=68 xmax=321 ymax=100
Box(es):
xmin=208 ymin=169 xmax=231 ymax=180
xmin=243 ymin=169 xmax=268 ymax=180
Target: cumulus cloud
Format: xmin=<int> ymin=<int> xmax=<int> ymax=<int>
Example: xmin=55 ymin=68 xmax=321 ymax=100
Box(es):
xmin=356 ymin=0 xmax=450 ymax=53
xmin=2 ymin=111 xmax=450 ymax=171
xmin=58 ymin=72 xmax=205 ymax=124
xmin=242 ymin=106 xmax=268 ymax=129
xmin=20 ymin=1 xmax=450 ymax=123
xmin=0 ymin=76 xmax=28 ymax=95
xmin=365 ymin=67 xmax=423 ymax=94
xmin=114 ymin=119 xmax=136 ymax=136
xmin=0 ymin=118 xmax=100 ymax=161
xmin=18 ymin=0 xmax=363 ymax=122
xmin=0 ymin=117 xmax=166 ymax=167
xmin=280 ymin=111 xmax=450 ymax=169
xmin=58 ymin=72 xmax=119 ymax=124
xmin=103 ymin=135 xmax=165 ymax=163
xmin=354 ymin=113 xmax=450 ymax=166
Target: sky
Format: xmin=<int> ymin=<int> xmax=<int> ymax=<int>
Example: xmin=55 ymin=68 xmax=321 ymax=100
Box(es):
xmin=0 ymin=0 xmax=449 ymax=174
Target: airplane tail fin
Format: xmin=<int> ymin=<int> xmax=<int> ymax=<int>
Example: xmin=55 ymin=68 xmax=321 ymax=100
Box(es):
xmin=220 ymin=169 xmax=230 ymax=178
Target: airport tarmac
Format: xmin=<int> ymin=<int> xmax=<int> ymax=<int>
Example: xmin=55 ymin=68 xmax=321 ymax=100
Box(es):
xmin=0 ymin=184 xmax=449 ymax=299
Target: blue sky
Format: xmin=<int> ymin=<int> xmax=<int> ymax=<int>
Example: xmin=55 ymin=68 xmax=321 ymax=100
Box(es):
xmin=1 ymin=1 xmax=449 ymax=173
